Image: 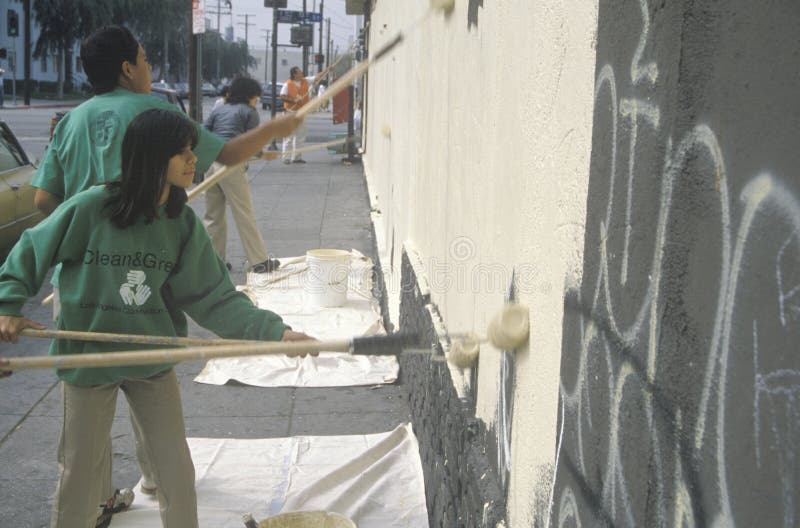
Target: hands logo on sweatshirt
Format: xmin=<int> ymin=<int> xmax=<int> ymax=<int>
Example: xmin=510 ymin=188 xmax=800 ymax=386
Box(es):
xmin=119 ymin=270 xmax=152 ymax=306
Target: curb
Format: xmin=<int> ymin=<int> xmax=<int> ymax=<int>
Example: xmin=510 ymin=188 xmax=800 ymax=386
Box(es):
xmin=1 ymin=103 xmax=82 ymax=110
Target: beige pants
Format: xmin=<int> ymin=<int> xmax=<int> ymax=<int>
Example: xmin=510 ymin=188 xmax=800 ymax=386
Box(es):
xmin=52 ymin=287 xmax=155 ymax=502
xmin=203 ymin=163 xmax=268 ymax=266
xmin=51 ymin=369 xmax=197 ymax=528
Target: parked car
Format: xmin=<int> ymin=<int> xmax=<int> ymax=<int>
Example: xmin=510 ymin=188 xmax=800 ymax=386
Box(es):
xmin=261 ymin=82 xmax=285 ymax=111
xmin=201 ymin=82 xmax=217 ymax=97
xmin=0 ymin=121 xmax=44 ymax=261
xmin=151 ymin=81 xmax=173 ymax=91
xmin=174 ymin=82 xmax=189 ymax=99
xmin=150 ymin=86 xmax=187 ymax=113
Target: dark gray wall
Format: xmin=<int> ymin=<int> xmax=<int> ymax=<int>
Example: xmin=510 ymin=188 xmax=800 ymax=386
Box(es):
xmin=398 ymin=251 xmax=507 ymax=528
xmin=551 ymin=0 xmax=800 ymax=526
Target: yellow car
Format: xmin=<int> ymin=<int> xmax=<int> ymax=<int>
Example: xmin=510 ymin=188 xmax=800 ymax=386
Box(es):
xmin=0 ymin=121 xmax=43 ymax=261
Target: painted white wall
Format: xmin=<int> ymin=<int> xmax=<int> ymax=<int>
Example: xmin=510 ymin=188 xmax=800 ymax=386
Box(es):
xmin=362 ymin=0 xmax=598 ymax=524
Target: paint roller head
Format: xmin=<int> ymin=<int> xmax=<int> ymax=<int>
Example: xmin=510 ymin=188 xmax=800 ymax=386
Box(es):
xmin=487 ymin=303 xmax=530 ymax=350
xmin=430 ymin=0 xmax=456 ymax=14
xmin=448 ymin=334 xmax=480 ymax=368
xmin=351 ymin=332 xmax=420 ymax=356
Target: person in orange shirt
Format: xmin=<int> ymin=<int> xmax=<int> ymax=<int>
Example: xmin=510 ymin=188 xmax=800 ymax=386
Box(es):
xmin=279 ymin=65 xmax=333 ymax=164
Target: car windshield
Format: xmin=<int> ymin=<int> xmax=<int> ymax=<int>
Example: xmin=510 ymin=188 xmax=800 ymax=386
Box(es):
xmin=0 ymin=124 xmax=28 ymax=172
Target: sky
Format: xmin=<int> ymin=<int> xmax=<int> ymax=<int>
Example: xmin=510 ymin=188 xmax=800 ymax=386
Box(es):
xmin=204 ymin=0 xmax=361 ymax=54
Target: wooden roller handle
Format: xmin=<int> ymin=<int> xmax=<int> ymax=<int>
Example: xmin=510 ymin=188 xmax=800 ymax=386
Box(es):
xmin=4 ymin=338 xmax=352 ymax=372
xmin=20 ymin=328 xmax=255 ymax=347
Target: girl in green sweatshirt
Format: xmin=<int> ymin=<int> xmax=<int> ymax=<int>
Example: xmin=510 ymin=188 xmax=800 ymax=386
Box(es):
xmin=0 ymin=109 xmax=311 ymax=527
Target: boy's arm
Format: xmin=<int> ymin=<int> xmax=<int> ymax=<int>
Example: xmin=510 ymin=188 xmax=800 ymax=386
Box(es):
xmin=215 ymin=112 xmax=302 ymax=166
xmin=31 ymin=130 xmax=66 ymax=215
xmin=34 ymin=189 xmax=62 ymax=216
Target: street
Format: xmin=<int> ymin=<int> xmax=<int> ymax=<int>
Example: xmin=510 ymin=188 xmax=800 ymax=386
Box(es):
xmin=2 ymin=96 xmax=349 ymax=162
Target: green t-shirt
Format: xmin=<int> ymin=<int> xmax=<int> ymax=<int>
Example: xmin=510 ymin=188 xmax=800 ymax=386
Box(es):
xmin=32 ymin=87 xmax=225 ymax=288
xmin=32 ymin=87 xmax=224 ymax=199
xmin=0 ymin=185 xmax=288 ymax=386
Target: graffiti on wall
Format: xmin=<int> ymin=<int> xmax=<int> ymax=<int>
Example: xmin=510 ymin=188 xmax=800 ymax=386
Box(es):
xmin=548 ymin=0 xmax=800 ymax=526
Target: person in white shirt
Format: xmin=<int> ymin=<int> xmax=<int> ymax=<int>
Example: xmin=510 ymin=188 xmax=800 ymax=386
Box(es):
xmin=279 ymin=65 xmax=333 ymax=163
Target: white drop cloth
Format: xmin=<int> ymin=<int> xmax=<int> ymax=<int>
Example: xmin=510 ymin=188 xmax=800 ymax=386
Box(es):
xmin=194 ymin=251 xmax=399 ymax=387
xmin=110 ymin=424 xmax=429 ymax=528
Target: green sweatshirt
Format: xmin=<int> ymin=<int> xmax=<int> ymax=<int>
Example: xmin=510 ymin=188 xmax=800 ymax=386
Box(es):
xmin=0 ymin=185 xmax=288 ymax=386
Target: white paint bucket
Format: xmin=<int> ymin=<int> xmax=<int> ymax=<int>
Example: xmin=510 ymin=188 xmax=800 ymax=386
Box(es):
xmin=258 ymin=510 xmax=357 ymax=528
xmin=304 ymin=249 xmax=351 ymax=308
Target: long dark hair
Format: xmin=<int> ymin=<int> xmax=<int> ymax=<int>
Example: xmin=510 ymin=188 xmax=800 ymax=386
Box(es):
xmin=226 ymin=77 xmax=261 ymax=105
xmin=80 ymin=25 xmax=140 ymax=95
xmin=106 ymin=109 xmax=198 ymax=228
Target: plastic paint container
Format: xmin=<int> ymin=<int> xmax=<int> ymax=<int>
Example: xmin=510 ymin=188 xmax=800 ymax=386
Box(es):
xmin=258 ymin=510 xmax=357 ymax=528
xmin=304 ymin=249 xmax=351 ymax=308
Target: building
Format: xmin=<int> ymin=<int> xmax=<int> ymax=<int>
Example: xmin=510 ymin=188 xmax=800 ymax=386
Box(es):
xmin=0 ymin=4 xmax=88 ymax=94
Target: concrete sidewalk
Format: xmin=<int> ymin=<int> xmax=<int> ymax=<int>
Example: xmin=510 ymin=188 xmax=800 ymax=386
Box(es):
xmin=0 ymin=124 xmax=411 ymax=525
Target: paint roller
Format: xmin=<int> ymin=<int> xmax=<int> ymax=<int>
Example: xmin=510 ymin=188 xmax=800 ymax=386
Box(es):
xmin=3 ymin=331 xmax=418 ymax=372
xmin=444 ymin=303 xmax=530 ymax=368
xmin=3 ymin=301 xmax=527 ymax=372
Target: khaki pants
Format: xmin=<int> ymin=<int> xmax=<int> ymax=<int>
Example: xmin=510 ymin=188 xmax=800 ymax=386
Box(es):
xmin=203 ymin=163 xmax=269 ymax=266
xmin=52 ymin=287 xmax=155 ymax=503
xmin=51 ymin=369 xmax=198 ymax=528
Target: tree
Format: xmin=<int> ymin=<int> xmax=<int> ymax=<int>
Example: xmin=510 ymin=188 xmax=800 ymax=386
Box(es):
xmin=122 ymin=0 xmax=189 ymax=81
xmin=32 ymin=0 xmax=113 ymax=96
xmin=201 ymin=32 xmax=256 ymax=82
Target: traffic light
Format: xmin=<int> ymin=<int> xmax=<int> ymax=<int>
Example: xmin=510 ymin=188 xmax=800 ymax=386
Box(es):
xmin=263 ymin=0 xmax=287 ymax=7
xmin=7 ymin=9 xmax=19 ymax=38
xmin=0 ymin=48 xmax=6 ymax=59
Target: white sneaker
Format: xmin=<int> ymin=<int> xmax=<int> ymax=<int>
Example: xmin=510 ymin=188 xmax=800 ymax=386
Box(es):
xmin=140 ymin=476 xmax=157 ymax=496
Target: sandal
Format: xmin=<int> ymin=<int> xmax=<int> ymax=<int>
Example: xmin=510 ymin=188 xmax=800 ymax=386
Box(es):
xmin=95 ymin=488 xmax=134 ymax=527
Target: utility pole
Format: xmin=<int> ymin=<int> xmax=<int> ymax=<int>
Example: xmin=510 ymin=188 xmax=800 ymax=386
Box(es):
xmin=317 ymin=0 xmax=324 ymax=73
xmin=217 ymin=0 xmax=221 ymax=81
xmin=207 ymin=0 xmax=232 ymax=83
xmin=237 ymin=14 xmax=255 ymax=75
xmin=23 ymin=0 xmax=31 ymax=105
xmin=189 ymin=6 xmax=198 ymax=120
xmin=261 ymin=29 xmax=270 ymax=85
xmin=325 ymin=18 xmax=331 ymax=69
xmin=163 ymin=32 xmax=169 ymax=82
xmin=268 ymin=4 xmax=279 ymax=150
xmin=302 ymin=0 xmax=308 ymax=75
